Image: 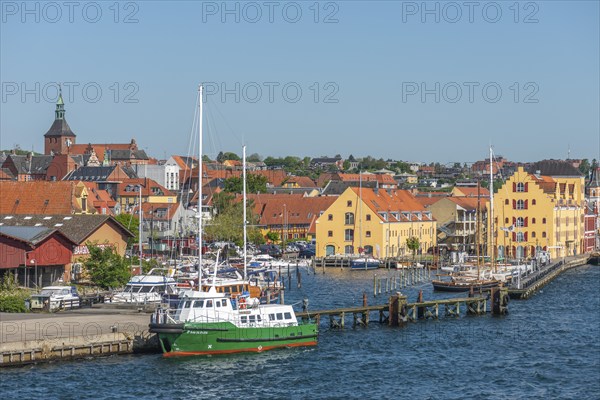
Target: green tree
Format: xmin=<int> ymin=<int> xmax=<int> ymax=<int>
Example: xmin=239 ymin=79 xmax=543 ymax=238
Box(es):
xmin=223 ymin=174 xmax=267 ymax=194
xmin=266 ymin=231 xmax=279 ymax=243
xmin=204 ymin=199 xmax=263 ymax=247
xmin=247 ymin=153 xmax=262 ymax=162
xmin=406 ymin=237 xmax=420 ymax=260
xmin=222 ymin=152 xmax=240 ymax=161
xmin=83 ymin=244 xmax=131 ymax=289
xmin=212 ymin=191 xmax=235 ymax=215
xmin=578 ymin=159 xmax=590 ymax=176
xmin=216 ymin=151 xmax=225 ymax=163
xmin=343 ymin=160 xmax=351 ymax=170
xmin=114 ymin=214 xmax=139 ymax=240
xmin=202 ymin=155 xmax=213 ymax=163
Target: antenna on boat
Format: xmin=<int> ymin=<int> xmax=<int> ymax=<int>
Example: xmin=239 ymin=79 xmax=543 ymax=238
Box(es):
xmin=198 ymin=84 xmax=203 ymax=292
xmin=243 ymin=144 xmax=248 ymax=280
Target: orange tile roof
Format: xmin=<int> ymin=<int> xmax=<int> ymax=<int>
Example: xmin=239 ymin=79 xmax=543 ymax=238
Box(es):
xmin=242 ymin=194 xmax=336 ymax=226
xmin=454 ymin=187 xmax=490 ymax=197
xmin=0 ymin=181 xmax=84 ymax=214
xmin=284 ymin=176 xmax=317 ymax=187
xmin=414 ymin=196 xmax=443 ymax=208
xmin=194 ymin=169 xmax=289 ymax=187
xmin=447 ymin=196 xmax=487 ymax=210
xmin=139 ymin=202 xmax=180 ymax=221
xmin=339 ymin=173 xmax=396 ymax=184
xmin=350 ymin=188 xmax=433 ymax=222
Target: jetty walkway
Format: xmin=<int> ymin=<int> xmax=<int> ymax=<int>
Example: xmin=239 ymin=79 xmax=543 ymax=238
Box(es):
xmin=0 ymin=308 xmax=157 ymax=366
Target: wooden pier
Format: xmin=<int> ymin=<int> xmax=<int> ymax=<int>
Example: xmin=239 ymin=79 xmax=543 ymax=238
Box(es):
xmin=508 ymin=255 xmax=590 ymax=299
xmin=297 ymin=288 xmax=508 ymax=329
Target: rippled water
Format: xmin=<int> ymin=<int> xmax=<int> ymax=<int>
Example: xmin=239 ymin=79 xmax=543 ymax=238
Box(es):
xmin=1 ymin=265 xmax=599 ymax=399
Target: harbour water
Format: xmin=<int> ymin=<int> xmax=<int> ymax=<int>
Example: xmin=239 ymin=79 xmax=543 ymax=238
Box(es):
xmin=1 ymin=265 xmax=598 ymax=399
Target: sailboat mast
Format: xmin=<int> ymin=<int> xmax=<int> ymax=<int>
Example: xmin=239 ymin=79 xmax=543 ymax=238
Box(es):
xmin=242 ymin=145 xmax=247 ymax=280
xmin=489 ymin=146 xmax=495 ymax=273
xmin=359 ymin=171 xmax=362 ymax=253
xmin=198 ymin=85 xmax=203 ymax=291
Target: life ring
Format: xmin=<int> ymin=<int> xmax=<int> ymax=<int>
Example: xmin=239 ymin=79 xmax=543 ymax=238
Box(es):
xmin=239 ymin=297 xmax=246 ymax=310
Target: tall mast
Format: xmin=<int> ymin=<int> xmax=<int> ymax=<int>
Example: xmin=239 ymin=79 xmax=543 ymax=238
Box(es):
xmin=242 ymin=145 xmax=247 ymax=280
xmin=198 ymin=85 xmax=203 ymax=291
xmin=359 ymin=171 xmax=362 ymax=253
xmin=489 ymin=146 xmax=495 ymax=273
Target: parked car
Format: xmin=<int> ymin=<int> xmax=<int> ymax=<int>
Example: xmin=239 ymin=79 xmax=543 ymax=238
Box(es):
xmin=29 ymin=286 xmax=80 ymax=312
xmin=299 ymin=246 xmax=316 ymax=259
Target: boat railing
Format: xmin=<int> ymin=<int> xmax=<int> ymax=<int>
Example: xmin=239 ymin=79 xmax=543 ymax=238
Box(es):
xmin=151 ymin=307 xmax=179 ymax=324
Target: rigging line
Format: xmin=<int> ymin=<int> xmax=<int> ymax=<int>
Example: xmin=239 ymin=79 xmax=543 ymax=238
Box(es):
xmin=180 ymin=93 xmax=200 ymax=209
xmin=210 ymin=97 xmax=244 ymax=148
xmin=204 ymin=102 xmax=222 ymax=160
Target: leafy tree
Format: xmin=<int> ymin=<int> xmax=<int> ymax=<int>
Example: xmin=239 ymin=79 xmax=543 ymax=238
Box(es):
xmin=343 ymin=160 xmax=351 ymax=170
xmin=247 ymin=153 xmax=262 ymax=162
xmin=202 ymin=155 xmax=213 ymax=163
xmin=578 ymin=159 xmax=590 ymax=176
xmin=222 ymin=152 xmax=240 ymax=161
xmin=204 ymin=199 xmax=263 ymax=247
xmin=266 ymin=231 xmax=279 ymax=243
xmin=212 ymin=191 xmax=235 ymax=215
xmin=406 ymin=237 xmax=420 ymax=260
xmin=115 ymin=213 xmax=139 ymax=241
xmin=216 ymin=151 xmax=225 ymax=163
xmin=223 ymin=174 xmax=267 ymax=194
xmin=83 ymin=244 xmax=131 ymax=289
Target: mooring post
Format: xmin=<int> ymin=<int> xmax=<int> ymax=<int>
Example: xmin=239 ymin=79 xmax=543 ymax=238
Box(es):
xmin=397 ymin=292 xmax=408 ymax=325
xmin=288 ymin=265 xmax=291 ymax=289
xmin=417 ymin=289 xmax=424 ymax=319
xmin=373 ymin=274 xmax=377 ymax=297
xmin=297 ymin=268 xmax=302 ymax=289
xmin=363 ymin=291 xmax=367 ymax=307
xmin=280 ymin=290 xmax=285 ymax=305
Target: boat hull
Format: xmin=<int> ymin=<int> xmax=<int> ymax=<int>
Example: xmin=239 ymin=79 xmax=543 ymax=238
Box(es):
xmin=150 ymin=321 xmax=318 ymax=356
xmin=432 ymin=279 xmax=499 ymax=292
xmin=350 ymin=261 xmax=380 ymax=270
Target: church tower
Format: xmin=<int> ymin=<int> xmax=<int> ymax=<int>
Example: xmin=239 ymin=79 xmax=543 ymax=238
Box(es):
xmin=44 ymin=87 xmax=76 ymax=155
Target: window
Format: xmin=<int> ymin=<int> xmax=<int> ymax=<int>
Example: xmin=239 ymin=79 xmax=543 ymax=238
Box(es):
xmin=532 ymin=218 xmax=536 ymax=224
xmin=328 ymin=230 xmax=333 ymax=237
xmin=516 ymin=217 xmax=524 ymax=227
xmin=516 ymin=200 xmax=525 ymax=210
xmin=184 ymin=300 xmax=192 ymax=308
xmin=516 ymin=232 xmax=524 ymax=242
xmin=505 ymin=199 xmax=509 ymax=205
xmin=222 ymin=299 xmax=227 ymax=307
xmin=249 ymin=315 xmax=256 ymax=323
xmin=284 ymin=312 xmax=292 ymax=320
xmin=206 ymin=300 xmax=213 ymax=308
xmin=532 ymin=199 xmax=536 ymax=205
xmin=532 ymin=232 xmax=536 ymax=238
xmin=276 ymin=313 xmax=284 ymax=320
xmin=505 ymin=218 xmax=509 ymax=224
xmin=366 ymin=214 xmax=371 ymax=221
xmin=328 ymin=214 xmax=333 ymax=221
xmin=257 ymin=315 xmax=262 ymax=322
xmin=347 ymin=200 xmax=352 ymax=207
xmin=542 ymin=232 xmax=546 ymax=238
xmin=345 ymin=229 xmax=354 ymax=241
xmin=345 ymin=212 xmax=355 ymax=225
xmin=516 ymin=182 xmax=525 ymax=192
xmin=193 ymin=300 xmax=204 ymax=308
xmin=366 ymin=231 xmax=371 ymax=238
xmin=269 ymin=314 xmax=275 ymax=321
xmin=542 ymin=218 xmax=546 ymax=224
xmin=344 ymin=245 xmax=354 ymax=254
xmin=241 ymin=316 xmax=247 ymax=323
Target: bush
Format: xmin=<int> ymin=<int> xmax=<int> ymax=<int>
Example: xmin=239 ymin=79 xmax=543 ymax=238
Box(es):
xmin=0 ymin=291 xmax=30 ymax=313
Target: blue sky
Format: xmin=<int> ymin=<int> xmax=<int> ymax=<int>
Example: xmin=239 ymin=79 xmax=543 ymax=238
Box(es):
xmin=1 ymin=1 xmax=599 ymax=164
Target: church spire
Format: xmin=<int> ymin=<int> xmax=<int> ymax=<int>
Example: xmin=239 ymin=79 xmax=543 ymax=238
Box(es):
xmin=55 ymin=84 xmax=65 ymax=120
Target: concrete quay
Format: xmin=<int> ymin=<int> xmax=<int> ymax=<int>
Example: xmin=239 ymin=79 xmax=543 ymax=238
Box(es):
xmin=0 ymin=308 xmax=158 ymax=367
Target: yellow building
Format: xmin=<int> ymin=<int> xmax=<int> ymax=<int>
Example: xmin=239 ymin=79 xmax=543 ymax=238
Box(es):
xmin=488 ymin=163 xmax=585 ymax=260
xmin=316 ymin=188 xmax=437 ymax=257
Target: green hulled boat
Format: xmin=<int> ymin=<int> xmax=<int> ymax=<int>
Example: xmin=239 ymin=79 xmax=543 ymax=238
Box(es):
xmin=149 ymin=287 xmax=318 ymax=356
